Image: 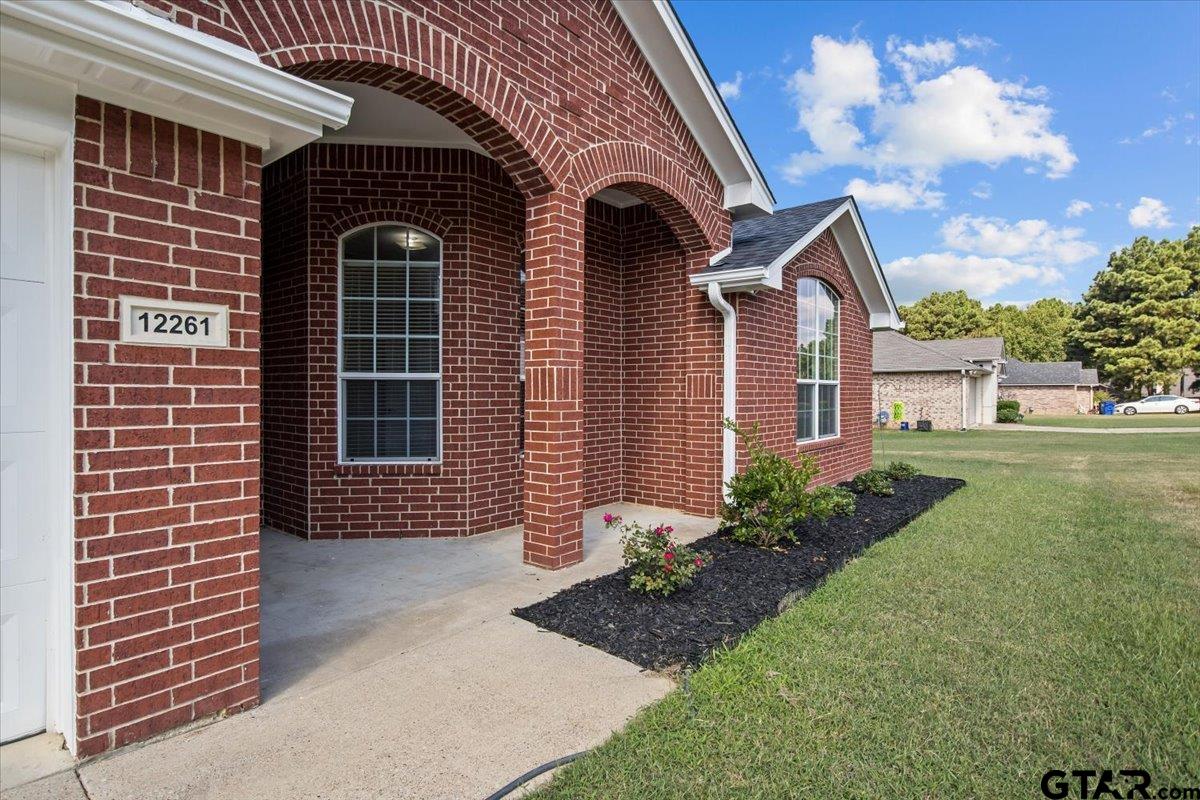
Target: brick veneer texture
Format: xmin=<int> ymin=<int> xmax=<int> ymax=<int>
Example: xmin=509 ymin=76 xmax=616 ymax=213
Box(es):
xmin=872 ymin=372 xmax=965 ymax=431
xmin=735 ymin=230 xmax=874 ymax=486
xmin=262 ymin=150 xmax=710 ymax=538
xmin=73 ymin=98 xmax=261 ymax=756
xmin=1001 ymin=385 xmax=1094 ymax=416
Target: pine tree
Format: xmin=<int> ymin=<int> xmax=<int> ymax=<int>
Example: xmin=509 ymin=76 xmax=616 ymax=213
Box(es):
xmin=1073 ymin=227 xmax=1200 ymax=394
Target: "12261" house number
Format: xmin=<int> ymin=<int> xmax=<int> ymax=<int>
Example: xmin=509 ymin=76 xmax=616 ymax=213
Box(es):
xmin=119 ymin=296 xmax=229 ymax=348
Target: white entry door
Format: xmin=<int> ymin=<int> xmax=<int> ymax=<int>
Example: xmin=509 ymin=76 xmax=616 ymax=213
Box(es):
xmin=0 ymin=141 xmax=56 ymax=742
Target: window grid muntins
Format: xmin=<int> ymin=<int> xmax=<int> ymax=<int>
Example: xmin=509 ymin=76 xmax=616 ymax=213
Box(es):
xmin=339 ymin=224 xmax=441 ymax=462
xmin=796 ymin=278 xmax=839 ymax=442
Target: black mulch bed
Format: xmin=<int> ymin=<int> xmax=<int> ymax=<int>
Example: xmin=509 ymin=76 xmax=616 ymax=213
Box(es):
xmin=513 ymin=475 xmax=964 ymax=671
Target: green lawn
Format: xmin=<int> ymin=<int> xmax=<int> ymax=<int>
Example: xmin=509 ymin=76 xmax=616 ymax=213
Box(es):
xmin=535 ymin=430 xmax=1200 ymax=798
xmin=1017 ymin=413 xmax=1200 ymax=428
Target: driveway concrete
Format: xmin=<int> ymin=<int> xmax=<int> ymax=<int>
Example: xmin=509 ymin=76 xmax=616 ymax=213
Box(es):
xmin=981 ymin=423 xmax=1199 ymax=434
xmin=8 ymin=503 xmax=715 ymax=800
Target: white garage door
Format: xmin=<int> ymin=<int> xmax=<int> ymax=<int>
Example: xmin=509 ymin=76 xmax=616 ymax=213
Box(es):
xmin=0 ymin=141 xmax=55 ymax=743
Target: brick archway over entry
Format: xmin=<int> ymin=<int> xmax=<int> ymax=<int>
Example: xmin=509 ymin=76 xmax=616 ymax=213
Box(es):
xmin=213 ymin=0 xmax=735 ymax=571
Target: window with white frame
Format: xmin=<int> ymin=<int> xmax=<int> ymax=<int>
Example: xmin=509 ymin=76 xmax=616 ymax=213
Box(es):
xmin=339 ymin=224 xmax=441 ymax=462
xmin=796 ymin=278 xmax=839 ymax=442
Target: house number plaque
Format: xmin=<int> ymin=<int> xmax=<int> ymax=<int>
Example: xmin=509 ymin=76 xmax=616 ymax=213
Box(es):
xmin=119 ymin=296 xmax=229 ymax=348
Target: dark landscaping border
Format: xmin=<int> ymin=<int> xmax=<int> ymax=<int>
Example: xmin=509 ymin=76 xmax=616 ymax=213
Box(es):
xmin=513 ymin=475 xmax=965 ymax=671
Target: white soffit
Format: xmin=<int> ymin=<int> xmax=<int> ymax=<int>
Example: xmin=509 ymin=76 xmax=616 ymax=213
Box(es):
xmin=612 ymin=0 xmax=773 ymax=220
xmin=316 ymin=81 xmax=485 ymax=154
xmin=0 ymin=0 xmax=352 ymax=162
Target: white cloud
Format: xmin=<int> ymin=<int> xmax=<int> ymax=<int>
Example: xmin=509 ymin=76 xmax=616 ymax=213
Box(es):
xmin=971 ymin=181 xmax=992 ymax=200
xmin=782 ymin=35 xmax=1076 ymax=203
xmin=882 ymin=212 xmax=1097 ymax=302
xmin=886 ymin=36 xmax=957 ymax=85
xmin=939 ymin=214 xmax=1099 ymax=265
xmin=843 ymin=176 xmax=945 ymax=211
xmin=1128 ymin=197 xmax=1173 ymax=229
xmin=718 ymin=71 xmax=744 ymax=101
xmin=884 ymin=253 xmax=1056 ymax=303
xmin=1065 ymin=199 xmax=1093 ymax=218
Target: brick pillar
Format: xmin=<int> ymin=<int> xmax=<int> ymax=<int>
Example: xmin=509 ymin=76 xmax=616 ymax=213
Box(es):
xmin=523 ymin=190 xmax=585 ymax=568
xmin=683 ymin=250 xmax=724 ymax=517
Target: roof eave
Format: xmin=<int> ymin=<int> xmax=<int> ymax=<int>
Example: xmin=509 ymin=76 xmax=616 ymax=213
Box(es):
xmin=611 ymin=0 xmax=773 ymax=220
xmin=1 ymin=0 xmax=352 ymax=162
xmin=697 ymin=200 xmax=903 ymax=330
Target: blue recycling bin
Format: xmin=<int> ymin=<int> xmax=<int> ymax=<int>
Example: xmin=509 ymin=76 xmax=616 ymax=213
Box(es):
xmin=899 ymin=421 xmax=910 ymax=431
xmin=1100 ymin=401 xmax=1115 ymax=415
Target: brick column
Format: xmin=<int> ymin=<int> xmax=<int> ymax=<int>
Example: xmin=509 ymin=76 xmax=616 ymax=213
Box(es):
xmin=683 ymin=251 xmax=724 ymax=517
xmin=523 ymin=190 xmax=585 ymax=568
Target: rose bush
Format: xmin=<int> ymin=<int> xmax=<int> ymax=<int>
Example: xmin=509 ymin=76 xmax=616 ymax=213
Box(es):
xmin=605 ymin=513 xmax=707 ymax=596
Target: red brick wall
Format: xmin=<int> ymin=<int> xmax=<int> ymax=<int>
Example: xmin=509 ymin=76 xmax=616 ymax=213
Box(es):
xmin=73 ymin=98 xmax=261 ymax=756
xmin=260 ymin=149 xmax=309 ymax=536
xmin=141 ymin=0 xmax=731 ymax=250
xmin=735 ymin=230 xmax=874 ymax=486
xmin=621 ymin=206 xmax=695 ymax=509
xmin=583 ymin=201 xmax=625 ymax=507
xmin=263 ymin=165 xmax=708 ymax=534
xmin=261 ymin=144 xmax=526 ymax=539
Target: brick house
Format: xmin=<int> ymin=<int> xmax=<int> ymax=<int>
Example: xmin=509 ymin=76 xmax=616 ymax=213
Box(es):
xmin=872 ymin=332 xmax=1003 ymax=429
xmin=999 ymin=360 xmax=1103 ymax=415
xmin=0 ymin=0 xmax=900 ymax=757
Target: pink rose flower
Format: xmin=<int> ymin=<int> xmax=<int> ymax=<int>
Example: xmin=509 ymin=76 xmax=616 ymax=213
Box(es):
xmin=663 ymin=551 xmax=674 ymax=562
xmin=694 ymin=557 xmax=703 ymax=567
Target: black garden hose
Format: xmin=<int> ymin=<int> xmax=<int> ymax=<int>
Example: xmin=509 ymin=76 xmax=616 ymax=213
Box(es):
xmin=483 ymin=750 xmax=589 ymax=800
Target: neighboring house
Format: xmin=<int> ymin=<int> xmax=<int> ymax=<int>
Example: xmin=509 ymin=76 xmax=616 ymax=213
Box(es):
xmin=872 ymin=332 xmax=1003 ymax=430
xmin=0 ymin=0 xmax=901 ymax=757
xmin=999 ymin=360 xmax=1103 ymax=414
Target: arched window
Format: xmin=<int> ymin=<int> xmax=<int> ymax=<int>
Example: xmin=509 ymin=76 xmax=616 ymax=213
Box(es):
xmin=797 ymin=278 xmax=839 ymax=442
xmin=338 ymin=224 xmax=442 ymax=462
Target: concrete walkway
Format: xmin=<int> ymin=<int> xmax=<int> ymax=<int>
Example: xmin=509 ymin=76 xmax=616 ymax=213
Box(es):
xmin=2 ymin=504 xmax=716 ymax=800
xmin=981 ymin=423 xmax=1200 ymax=434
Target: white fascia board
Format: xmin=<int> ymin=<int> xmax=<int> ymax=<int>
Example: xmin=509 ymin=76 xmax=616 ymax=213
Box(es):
xmin=0 ymin=0 xmax=353 ymax=162
xmin=611 ymin=0 xmax=773 ymax=220
xmin=704 ymin=199 xmax=902 ymax=328
xmin=834 ymin=201 xmax=903 ymax=330
xmin=688 ymin=265 xmax=768 ymax=293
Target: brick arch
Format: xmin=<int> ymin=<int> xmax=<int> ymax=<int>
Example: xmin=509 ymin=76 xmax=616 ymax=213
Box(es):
xmin=221 ymin=1 xmax=567 ymax=198
xmin=327 ymin=203 xmax=454 ymax=241
xmin=568 ymin=141 xmax=720 ymax=254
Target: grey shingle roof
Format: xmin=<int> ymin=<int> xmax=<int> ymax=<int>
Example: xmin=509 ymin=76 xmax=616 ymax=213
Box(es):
xmin=928 ymin=336 xmax=1005 ymax=362
xmin=1080 ymin=368 xmax=1100 ymax=385
xmin=873 ymin=331 xmax=984 ymax=373
xmin=1000 ymin=359 xmax=1088 ymax=386
xmin=696 ymin=196 xmax=850 ymax=276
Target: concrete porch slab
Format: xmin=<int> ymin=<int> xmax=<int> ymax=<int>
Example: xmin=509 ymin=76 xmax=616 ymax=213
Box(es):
xmin=68 ymin=503 xmax=715 ymax=800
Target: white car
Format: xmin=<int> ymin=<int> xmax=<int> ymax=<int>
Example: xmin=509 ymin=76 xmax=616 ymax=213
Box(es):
xmin=1113 ymin=395 xmax=1200 ymax=415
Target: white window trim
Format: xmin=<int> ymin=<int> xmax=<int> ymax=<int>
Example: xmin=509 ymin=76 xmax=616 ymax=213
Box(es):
xmin=796 ymin=278 xmax=840 ymax=443
xmin=336 ymin=223 xmax=443 ymax=465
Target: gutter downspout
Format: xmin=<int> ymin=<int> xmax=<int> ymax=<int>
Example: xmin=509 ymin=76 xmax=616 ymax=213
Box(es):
xmin=706 ymin=282 xmax=736 ymax=500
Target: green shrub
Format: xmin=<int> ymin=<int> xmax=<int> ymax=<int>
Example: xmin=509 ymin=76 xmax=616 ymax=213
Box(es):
xmin=810 ymin=485 xmax=856 ymax=520
xmin=882 ymin=461 xmax=919 ymax=480
xmin=996 ymin=407 xmax=1022 ymax=423
xmin=720 ymin=420 xmax=820 ymax=548
xmin=606 ymin=513 xmax=707 ymax=596
xmin=851 ymin=469 xmax=895 ymax=497
xmin=997 ymin=399 xmax=1020 ymax=414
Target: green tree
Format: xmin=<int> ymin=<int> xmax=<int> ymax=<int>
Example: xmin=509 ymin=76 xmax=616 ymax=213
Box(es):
xmin=899 ymin=290 xmax=988 ymax=340
xmin=1073 ymin=227 xmax=1200 ymax=395
xmin=983 ymin=297 xmax=1078 ymax=361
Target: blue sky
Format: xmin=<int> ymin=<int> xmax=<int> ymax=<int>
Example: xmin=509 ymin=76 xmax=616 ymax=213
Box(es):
xmin=675 ymin=0 xmax=1200 ymax=305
